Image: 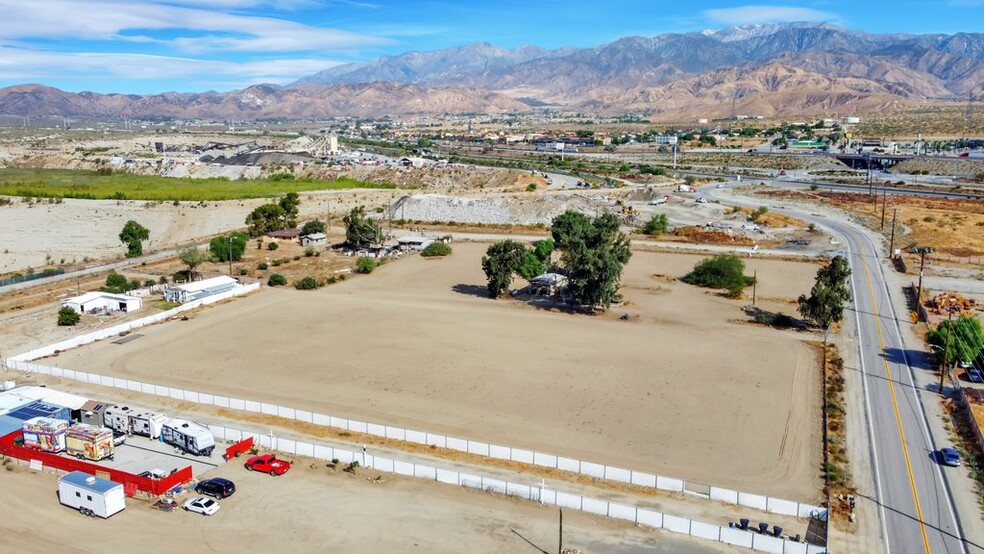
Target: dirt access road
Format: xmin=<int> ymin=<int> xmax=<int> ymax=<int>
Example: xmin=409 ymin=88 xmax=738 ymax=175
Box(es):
xmin=46 ymin=242 xmax=824 ymax=501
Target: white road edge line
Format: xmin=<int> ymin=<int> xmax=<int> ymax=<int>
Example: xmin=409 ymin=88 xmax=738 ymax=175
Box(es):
xmin=843 ymin=230 xmax=892 ymax=554
xmin=858 ymin=228 xmax=968 ymax=554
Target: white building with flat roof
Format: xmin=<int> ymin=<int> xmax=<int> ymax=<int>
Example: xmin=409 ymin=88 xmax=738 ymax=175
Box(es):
xmin=164 ymin=276 xmax=239 ymax=303
xmin=62 ymin=292 xmax=142 ymax=314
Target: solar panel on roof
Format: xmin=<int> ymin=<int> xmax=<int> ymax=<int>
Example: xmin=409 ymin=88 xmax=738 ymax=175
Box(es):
xmin=7 ymin=401 xmax=69 ymax=422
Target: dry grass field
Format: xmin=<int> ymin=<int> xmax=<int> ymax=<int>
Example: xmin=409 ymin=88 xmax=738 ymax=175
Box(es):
xmin=45 ymin=242 xmax=824 ymax=501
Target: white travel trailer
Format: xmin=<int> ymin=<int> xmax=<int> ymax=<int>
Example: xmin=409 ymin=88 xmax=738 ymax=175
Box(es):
xmin=103 ymin=405 xmax=167 ymax=438
xmin=58 ymin=471 xmax=125 ymax=518
xmin=161 ymin=419 xmax=215 ymax=456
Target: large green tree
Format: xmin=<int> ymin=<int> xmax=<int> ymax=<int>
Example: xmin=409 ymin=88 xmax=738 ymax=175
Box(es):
xmin=178 ymin=247 xmax=207 ymax=280
xmin=343 ymin=206 xmax=383 ymax=247
xmin=482 ymin=240 xmax=528 ymax=298
xmin=245 ymin=203 xmax=286 ymax=237
xmin=279 ymin=192 xmax=300 ymax=228
xmin=300 ymin=219 xmax=326 ymax=236
xmin=927 ymin=316 xmax=984 ymax=368
xmin=119 ymin=220 xmax=150 ymax=258
xmin=209 ymin=233 xmax=248 ymax=262
xmin=551 ymin=211 xmax=632 ymax=310
xmin=798 ymin=255 xmax=852 ymax=333
xmin=518 ymin=239 xmax=555 ymax=280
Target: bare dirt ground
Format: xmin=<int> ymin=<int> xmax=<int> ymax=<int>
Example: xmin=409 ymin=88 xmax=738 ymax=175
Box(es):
xmin=0 ymin=460 xmax=741 ymax=554
xmin=43 ymin=242 xmax=824 ymax=501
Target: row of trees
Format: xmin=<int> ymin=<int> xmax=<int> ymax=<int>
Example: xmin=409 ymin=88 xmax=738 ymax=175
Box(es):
xmin=482 ymin=211 xmax=631 ymax=310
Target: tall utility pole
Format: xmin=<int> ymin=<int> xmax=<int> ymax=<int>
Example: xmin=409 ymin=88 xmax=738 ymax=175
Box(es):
xmin=752 ymin=270 xmax=757 ymax=306
xmin=914 ymin=246 xmax=934 ymax=307
xmin=227 ymin=236 xmax=233 ymax=276
xmin=889 ymin=209 xmax=898 ymax=258
xmin=880 ymin=184 xmax=888 ymax=229
xmin=939 ymin=301 xmax=954 ymax=392
xmin=558 ymin=508 xmax=563 ymax=554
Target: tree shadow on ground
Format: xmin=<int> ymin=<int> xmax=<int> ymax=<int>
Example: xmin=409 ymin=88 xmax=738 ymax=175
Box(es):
xmin=451 ymin=283 xmax=490 ymax=298
xmin=882 ymin=347 xmax=935 ymax=371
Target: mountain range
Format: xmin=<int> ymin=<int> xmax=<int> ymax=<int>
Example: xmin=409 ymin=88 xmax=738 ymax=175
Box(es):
xmin=2 ymin=22 xmax=982 ymax=120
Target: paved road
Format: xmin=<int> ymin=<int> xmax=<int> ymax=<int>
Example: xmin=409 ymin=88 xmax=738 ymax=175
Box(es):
xmin=708 ymin=184 xmax=969 ymax=553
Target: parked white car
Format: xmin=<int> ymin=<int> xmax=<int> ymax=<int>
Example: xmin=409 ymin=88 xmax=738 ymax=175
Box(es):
xmin=183 ymin=496 xmax=220 ymax=516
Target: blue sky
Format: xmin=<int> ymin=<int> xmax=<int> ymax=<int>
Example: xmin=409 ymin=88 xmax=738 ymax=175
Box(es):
xmin=0 ymin=1 xmax=980 ymax=94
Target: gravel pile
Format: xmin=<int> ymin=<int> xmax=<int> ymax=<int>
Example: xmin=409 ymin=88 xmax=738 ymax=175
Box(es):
xmin=383 ymin=193 xmax=602 ymax=225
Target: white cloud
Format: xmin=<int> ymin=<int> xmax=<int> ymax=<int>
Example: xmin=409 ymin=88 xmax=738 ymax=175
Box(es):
xmin=0 ymin=0 xmax=391 ymax=52
xmin=0 ymin=46 xmax=341 ymax=86
xmin=703 ymin=5 xmax=837 ymax=25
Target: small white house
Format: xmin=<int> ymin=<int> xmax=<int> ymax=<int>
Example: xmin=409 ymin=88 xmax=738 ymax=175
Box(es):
xmin=62 ymin=292 xmax=142 ymax=315
xmin=164 ymin=276 xmax=239 ymax=303
xmin=300 ymin=232 xmax=327 ymax=247
xmin=58 ymin=471 xmax=126 ymax=518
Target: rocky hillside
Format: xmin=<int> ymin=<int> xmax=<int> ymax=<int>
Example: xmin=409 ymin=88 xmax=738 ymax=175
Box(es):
xmin=3 ymin=23 xmax=983 ymax=119
xmin=0 ymin=82 xmax=528 ymax=119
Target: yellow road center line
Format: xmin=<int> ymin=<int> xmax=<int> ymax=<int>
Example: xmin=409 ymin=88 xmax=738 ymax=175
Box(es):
xmin=858 ymin=241 xmax=932 ymax=553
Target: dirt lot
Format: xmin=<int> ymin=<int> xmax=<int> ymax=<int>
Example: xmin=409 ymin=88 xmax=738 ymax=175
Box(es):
xmin=757 ymin=189 xmax=984 ymax=258
xmin=44 ymin=242 xmax=823 ymax=501
xmin=0 ymin=461 xmax=740 ymax=554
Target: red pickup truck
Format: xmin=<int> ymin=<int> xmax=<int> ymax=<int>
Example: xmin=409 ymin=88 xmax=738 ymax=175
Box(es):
xmin=244 ymin=454 xmax=291 ymax=476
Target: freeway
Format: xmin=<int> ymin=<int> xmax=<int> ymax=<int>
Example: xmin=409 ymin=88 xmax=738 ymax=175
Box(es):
xmin=708 ymin=184 xmax=970 ymax=553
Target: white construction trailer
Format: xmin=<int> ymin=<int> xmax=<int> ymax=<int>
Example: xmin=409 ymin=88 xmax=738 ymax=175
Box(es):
xmin=57 ymin=471 xmax=125 ymax=518
xmin=161 ymin=419 xmax=215 ymax=456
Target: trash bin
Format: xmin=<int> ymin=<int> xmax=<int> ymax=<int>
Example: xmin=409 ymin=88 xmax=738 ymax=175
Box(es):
xmin=773 ymin=525 xmax=783 ymax=537
xmin=758 ymin=522 xmax=769 ymax=534
xmin=739 ymin=518 xmax=749 ymax=530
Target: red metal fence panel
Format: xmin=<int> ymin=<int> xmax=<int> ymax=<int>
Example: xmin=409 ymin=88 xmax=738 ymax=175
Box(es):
xmin=225 ymin=436 xmax=254 ymax=461
xmin=0 ymin=431 xmax=191 ymax=496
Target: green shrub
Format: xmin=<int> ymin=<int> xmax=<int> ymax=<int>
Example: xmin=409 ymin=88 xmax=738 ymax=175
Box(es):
xmin=143 ymin=279 xmax=156 ymax=287
xmin=294 ymin=276 xmax=319 ymax=290
xmin=57 ymin=306 xmax=81 ymax=326
xmin=355 ymin=256 xmax=378 ymax=274
xmin=681 ymin=254 xmax=756 ymax=297
xmin=257 ymin=262 xmax=268 ymax=270
xmin=267 ymin=242 xmax=279 ymax=251
xmin=304 ymin=247 xmax=315 ymax=257
xmin=526 ymin=183 xmax=537 ymax=192
xmin=267 ymin=273 xmax=287 ymax=286
xmin=238 ymin=267 xmax=249 ymax=276
xmin=421 ymin=242 xmax=452 ymax=257
xmin=750 ymin=206 xmax=769 ymax=222
xmin=642 ymin=214 xmax=668 ymax=236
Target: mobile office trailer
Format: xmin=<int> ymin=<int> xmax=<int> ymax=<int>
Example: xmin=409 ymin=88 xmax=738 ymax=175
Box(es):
xmin=22 ymin=417 xmax=68 ymax=453
xmin=57 ymin=471 xmax=125 ymax=518
xmin=161 ymin=419 xmax=214 ymax=456
xmin=103 ymin=405 xmax=167 ymax=438
xmin=66 ymin=423 xmax=115 ymax=461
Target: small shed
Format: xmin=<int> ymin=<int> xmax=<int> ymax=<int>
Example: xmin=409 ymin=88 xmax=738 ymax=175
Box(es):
xmin=58 ymin=471 xmax=126 ymax=518
xmin=62 ymin=292 xmax=142 ymax=315
xmin=164 ymin=276 xmax=239 ymax=303
xmin=300 ymin=232 xmax=327 ymax=247
xmin=79 ymin=399 xmax=111 ymax=427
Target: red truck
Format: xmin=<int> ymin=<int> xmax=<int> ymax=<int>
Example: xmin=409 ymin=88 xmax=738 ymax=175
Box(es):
xmin=244 ymin=454 xmax=291 ymax=476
